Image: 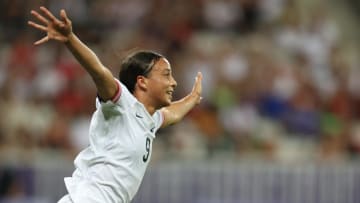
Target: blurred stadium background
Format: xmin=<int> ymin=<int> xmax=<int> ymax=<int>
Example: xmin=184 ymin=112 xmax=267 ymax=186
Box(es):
xmin=1 ymin=0 xmax=360 ymax=202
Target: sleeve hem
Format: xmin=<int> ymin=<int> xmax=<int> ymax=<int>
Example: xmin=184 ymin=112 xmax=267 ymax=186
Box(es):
xmin=160 ymin=110 xmax=165 ymax=128
xmin=111 ymin=79 xmax=122 ymax=103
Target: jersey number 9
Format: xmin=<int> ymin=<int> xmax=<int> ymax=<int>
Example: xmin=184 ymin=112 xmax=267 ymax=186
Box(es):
xmin=143 ymin=137 xmax=151 ymax=162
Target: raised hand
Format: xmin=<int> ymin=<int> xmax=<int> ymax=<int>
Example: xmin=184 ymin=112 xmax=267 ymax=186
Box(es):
xmin=28 ymin=7 xmax=72 ymax=45
xmin=191 ymin=72 xmax=203 ymax=104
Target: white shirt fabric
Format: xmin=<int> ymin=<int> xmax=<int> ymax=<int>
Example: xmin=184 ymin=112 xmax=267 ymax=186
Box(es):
xmin=63 ymin=79 xmax=164 ymax=203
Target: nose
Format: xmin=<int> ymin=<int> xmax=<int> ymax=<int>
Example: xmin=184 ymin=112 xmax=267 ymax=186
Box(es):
xmin=171 ymin=76 xmax=177 ymax=88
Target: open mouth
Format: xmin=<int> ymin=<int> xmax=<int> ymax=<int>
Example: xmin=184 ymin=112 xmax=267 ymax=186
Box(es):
xmin=166 ymin=90 xmax=174 ymax=99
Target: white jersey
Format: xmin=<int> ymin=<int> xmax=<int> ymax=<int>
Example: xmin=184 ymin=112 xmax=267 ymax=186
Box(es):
xmin=63 ymin=79 xmax=164 ymax=203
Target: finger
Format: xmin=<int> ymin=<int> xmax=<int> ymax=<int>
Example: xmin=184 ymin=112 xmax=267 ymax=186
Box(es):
xmin=60 ymin=9 xmax=69 ymax=24
xmin=28 ymin=21 xmax=47 ymax=32
xmin=34 ymin=36 xmax=49 ymax=45
xmin=40 ymin=6 xmax=58 ymax=22
xmin=30 ymin=10 xmax=49 ymax=24
xmin=195 ymin=72 xmax=202 ymax=86
xmin=197 ymin=72 xmax=203 ymax=81
xmin=195 ymin=72 xmax=202 ymax=92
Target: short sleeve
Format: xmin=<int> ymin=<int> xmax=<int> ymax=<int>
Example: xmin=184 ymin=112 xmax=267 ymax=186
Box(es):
xmin=110 ymin=79 xmax=122 ymax=103
xmin=95 ymin=79 xmax=134 ymax=110
xmin=153 ymin=110 xmax=164 ymax=132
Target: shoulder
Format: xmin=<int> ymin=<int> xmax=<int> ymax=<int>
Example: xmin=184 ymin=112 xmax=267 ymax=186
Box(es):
xmin=95 ymin=79 xmax=136 ymax=109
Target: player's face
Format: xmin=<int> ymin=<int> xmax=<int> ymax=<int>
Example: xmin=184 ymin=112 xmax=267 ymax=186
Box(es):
xmin=146 ymin=58 xmax=177 ymax=108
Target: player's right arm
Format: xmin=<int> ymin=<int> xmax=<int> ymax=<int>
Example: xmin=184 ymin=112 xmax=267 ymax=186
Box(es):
xmin=28 ymin=7 xmax=117 ymax=101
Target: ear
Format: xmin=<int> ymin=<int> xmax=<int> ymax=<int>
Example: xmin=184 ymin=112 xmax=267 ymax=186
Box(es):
xmin=136 ymin=75 xmax=148 ymax=91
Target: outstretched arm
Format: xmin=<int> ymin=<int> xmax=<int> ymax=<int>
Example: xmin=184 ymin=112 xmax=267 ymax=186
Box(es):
xmin=160 ymin=72 xmax=202 ymax=128
xmin=28 ymin=7 xmax=117 ymax=101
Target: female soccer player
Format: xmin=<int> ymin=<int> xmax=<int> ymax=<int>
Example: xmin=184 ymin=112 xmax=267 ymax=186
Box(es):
xmin=28 ymin=7 xmax=202 ymax=203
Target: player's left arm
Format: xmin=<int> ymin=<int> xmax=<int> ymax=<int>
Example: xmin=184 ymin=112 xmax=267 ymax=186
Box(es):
xmin=160 ymin=72 xmax=202 ymax=128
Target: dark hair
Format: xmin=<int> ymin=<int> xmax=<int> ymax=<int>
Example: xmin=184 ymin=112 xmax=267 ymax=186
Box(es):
xmin=119 ymin=50 xmax=163 ymax=93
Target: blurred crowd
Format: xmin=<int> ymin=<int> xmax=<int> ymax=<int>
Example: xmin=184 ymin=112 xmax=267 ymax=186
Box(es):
xmin=0 ymin=0 xmax=360 ymax=168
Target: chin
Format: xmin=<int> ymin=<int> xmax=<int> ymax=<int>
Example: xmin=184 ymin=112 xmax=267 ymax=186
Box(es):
xmin=163 ymin=99 xmax=172 ymax=106
xmin=164 ymin=95 xmax=173 ymax=105
xmin=164 ymin=100 xmax=172 ymax=107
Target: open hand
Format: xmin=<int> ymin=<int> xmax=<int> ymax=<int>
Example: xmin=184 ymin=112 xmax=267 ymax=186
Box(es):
xmin=28 ymin=7 xmax=72 ymax=45
xmin=191 ymin=72 xmax=203 ymax=104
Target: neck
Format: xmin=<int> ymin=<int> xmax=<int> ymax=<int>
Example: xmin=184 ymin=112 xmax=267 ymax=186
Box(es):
xmin=133 ymin=91 xmax=156 ymax=115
